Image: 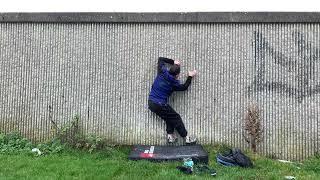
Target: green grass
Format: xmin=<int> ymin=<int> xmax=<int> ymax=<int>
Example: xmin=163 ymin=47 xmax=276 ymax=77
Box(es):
xmin=0 ymin=145 xmax=319 ymax=180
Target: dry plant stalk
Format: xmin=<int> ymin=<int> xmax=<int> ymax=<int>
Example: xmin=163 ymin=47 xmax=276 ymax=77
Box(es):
xmin=243 ymin=103 xmax=263 ymax=152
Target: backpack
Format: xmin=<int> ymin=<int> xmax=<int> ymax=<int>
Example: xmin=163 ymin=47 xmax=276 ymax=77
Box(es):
xmin=217 ymin=148 xmax=253 ymax=168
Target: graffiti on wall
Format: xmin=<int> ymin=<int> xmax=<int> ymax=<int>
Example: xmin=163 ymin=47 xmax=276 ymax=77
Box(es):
xmin=248 ymin=31 xmax=320 ymax=102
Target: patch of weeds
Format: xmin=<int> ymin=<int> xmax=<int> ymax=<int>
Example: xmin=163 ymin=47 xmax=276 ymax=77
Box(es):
xmin=0 ymin=131 xmax=64 ymax=155
xmin=74 ymin=134 xmax=116 ymax=153
xmin=314 ymin=151 xmax=320 ymax=159
xmin=265 ymin=152 xmax=278 ymax=160
xmin=302 ymin=155 xmax=320 ymax=173
xmin=36 ymin=138 xmax=64 ymax=155
xmin=0 ymin=131 xmax=32 ymax=154
xmin=51 ymin=114 xmax=116 ymax=153
xmin=212 ymin=143 xmax=233 ymax=153
xmin=53 ymin=114 xmax=81 ymax=146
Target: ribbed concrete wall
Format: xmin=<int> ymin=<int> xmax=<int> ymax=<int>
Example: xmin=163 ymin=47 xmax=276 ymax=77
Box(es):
xmin=0 ymin=23 xmax=319 ymax=160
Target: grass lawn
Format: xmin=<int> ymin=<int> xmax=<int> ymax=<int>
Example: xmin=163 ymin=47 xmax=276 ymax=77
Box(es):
xmin=0 ymin=145 xmax=319 ymax=180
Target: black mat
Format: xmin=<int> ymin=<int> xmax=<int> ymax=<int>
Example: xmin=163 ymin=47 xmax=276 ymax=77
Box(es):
xmin=128 ymin=145 xmax=208 ymax=164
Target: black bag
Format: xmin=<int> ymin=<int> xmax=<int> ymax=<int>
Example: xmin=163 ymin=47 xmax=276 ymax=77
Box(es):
xmin=232 ymin=148 xmax=253 ymax=167
xmin=217 ymin=148 xmax=253 ymax=168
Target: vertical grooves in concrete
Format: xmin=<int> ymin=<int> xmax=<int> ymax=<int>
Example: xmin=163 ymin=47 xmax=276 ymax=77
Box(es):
xmin=0 ymin=23 xmax=319 ymax=160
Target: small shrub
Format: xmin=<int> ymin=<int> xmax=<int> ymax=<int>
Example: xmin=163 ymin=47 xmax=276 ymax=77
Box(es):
xmin=55 ymin=115 xmax=81 ymax=146
xmin=243 ymin=103 xmax=263 ymax=153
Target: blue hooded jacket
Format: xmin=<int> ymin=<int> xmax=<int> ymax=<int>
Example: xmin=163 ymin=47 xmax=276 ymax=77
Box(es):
xmin=148 ymin=57 xmax=192 ymax=105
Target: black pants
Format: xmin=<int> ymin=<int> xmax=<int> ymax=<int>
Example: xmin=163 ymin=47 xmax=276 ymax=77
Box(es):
xmin=148 ymin=100 xmax=188 ymax=137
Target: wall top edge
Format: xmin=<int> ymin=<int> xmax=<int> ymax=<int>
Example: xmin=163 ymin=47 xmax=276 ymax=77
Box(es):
xmin=0 ymin=12 xmax=320 ymax=23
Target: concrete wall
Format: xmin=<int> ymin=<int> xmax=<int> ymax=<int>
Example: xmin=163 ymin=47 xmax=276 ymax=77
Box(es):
xmin=0 ymin=21 xmax=319 ymax=160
